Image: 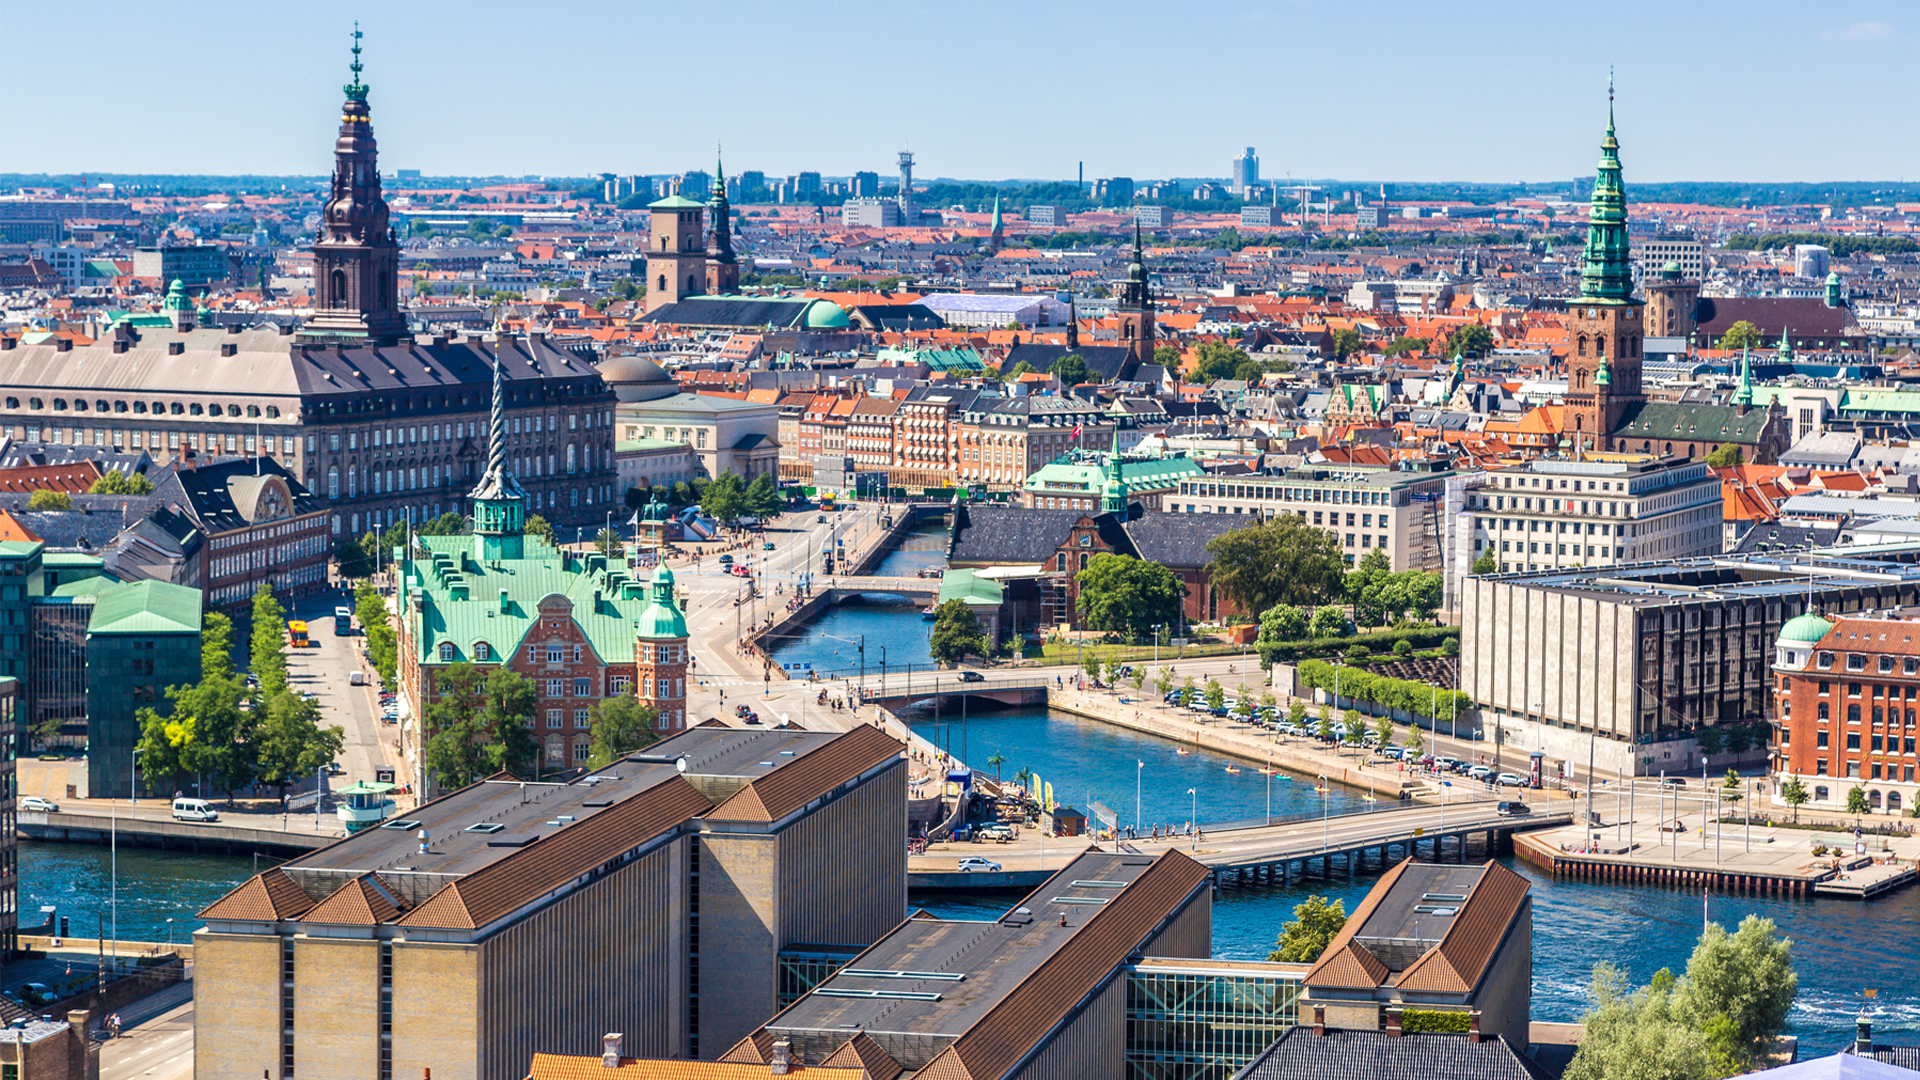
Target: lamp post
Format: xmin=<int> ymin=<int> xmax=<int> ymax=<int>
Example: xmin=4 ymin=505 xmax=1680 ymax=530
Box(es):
xmin=879 ymin=644 xmax=888 ymax=698
xmin=1136 ymin=760 xmax=1144 ymax=835
xmin=1318 ymin=775 xmax=1330 ymax=852
xmin=1187 ymin=788 xmax=1197 ymax=851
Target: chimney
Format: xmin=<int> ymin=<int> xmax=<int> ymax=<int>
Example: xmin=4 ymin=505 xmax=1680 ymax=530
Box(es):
xmin=112 ymin=338 xmax=128 ymax=354
xmin=770 ymin=1038 xmax=792 ymax=1076
xmin=602 ymin=1032 xmax=624 ymax=1067
xmin=54 ymin=337 xmax=72 ymax=353
xmin=1468 ymin=1010 xmax=1485 ymax=1043
xmin=1856 ymin=1017 xmax=1874 ymax=1055
xmin=1384 ymin=1006 xmax=1403 ymax=1036
xmin=277 ymin=322 xmax=293 ymax=336
xmin=499 ymin=588 xmax=510 ymax=613
xmin=219 ymin=342 xmax=237 ymax=357
xmin=1312 ymin=1004 xmax=1326 ymax=1036
xmin=0 ymin=337 xmax=13 ymax=350
xmin=227 ymin=322 xmax=241 ymax=335
xmin=167 ymin=342 xmax=184 ymax=356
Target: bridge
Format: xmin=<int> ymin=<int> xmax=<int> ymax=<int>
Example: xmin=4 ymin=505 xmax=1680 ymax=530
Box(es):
xmin=1119 ymin=799 xmax=1572 ymax=888
xmin=826 ymin=576 xmax=940 ymax=600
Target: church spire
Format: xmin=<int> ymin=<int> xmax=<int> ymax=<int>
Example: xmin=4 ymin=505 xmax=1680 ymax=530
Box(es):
xmin=1066 ymin=293 xmax=1079 ymax=350
xmin=1101 ymin=425 xmax=1128 ymax=515
xmin=1578 ymin=76 xmax=1634 ymax=304
xmin=469 ymin=351 xmax=529 ymax=559
xmin=1733 ymin=346 xmax=1754 ymax=411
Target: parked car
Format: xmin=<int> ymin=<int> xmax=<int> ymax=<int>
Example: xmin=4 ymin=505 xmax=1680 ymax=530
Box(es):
xmin=325 ymin=762 xmax=345 ymax=776
xmin=1164 ymin=691 xmax=1186 ymax=704
xmin=958 ymin=670 xmax=986 ymax=683
xmin=956 ymin=856 xmax=1002 ymax=872
xmin=349 ymin=671 xmax=367 ymax=686
xmin=975 ymin=823 xmax=1015 ymax=841
xmin=20 ymin=796 xmax=57 ymax=812
xmin=20 ymin=983 xmax=53 ymax=1007
xmin=171 ymin=797 xmax=219 ymax=823
xmin=1495 ymin=772 xmax=1525 ymax=787
xmin=1467 ymin=764 xmax=1493 ymax=780
xmin=1497 ymin=801 xmax=1531 ymax=816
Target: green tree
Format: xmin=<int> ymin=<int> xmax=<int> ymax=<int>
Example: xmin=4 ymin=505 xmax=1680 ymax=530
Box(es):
xmin=1287 ymin=699 xmax=1307 ymax=726
xmin=1442 ymin=322 xmax=1494 ymax=358
xmin=1343 ymin=711 xmax=1365 ymax=749
xmin=744 ymin=473 xmax=784 ymax=519
xmin=587 ymin=696 xmax=659 ymax=767
xmin=1155 ymin=668 xmax=1174 ymax=695
xmin=1317 ymin=706 xmax=1334 ymax=742
xmin=1130 ymin=667 xmax=1147 ymax=692
xmin=418 ymin=512 xmax=470 ymax=536
xmin=525 ymin=514 xmax=555 ymax=546
xmin=356 ymin=583 xmax=398 ymax=685
xmin=1207 ymin=516 xmax=1347 ymax=617
xmin=249 ymin=584 xmax=289 ymax=697
xmin=700 ymin=472 xmax=750 ymax=528
xmin=1848 ymin=785 xmax=1870 ymax=818
xmin=1001 ymin=360 xmax=1037 ymax=382
xmin=88 ymin=469 xmax=154 ymax=495
xmin=1075 ymin=554 xmax=1185 ymax=641
xmin=1374 ymin=714 xmax=1394 ymax=749
xmin=1405 ymin=724 xmax=1424 ymax=756
xmin=1330 ymin=327 xmax=1363 ymax=360
xmin=1258 ymin=604 xmax=1310 ymax=645
xmin=201 ymin=611 xmax=235 ymax=682
xmin=1381 ymin=335 xmax=1431 ymax=358
xmin=1204 ymin=680 xmax=1224 ymax=712
xmin=929 ymin=600 xmax=990 ymax=667
xmin=1720 ymin=320 xmax=1764 ymax=352
xmin=424 ymin=665 xmax=539 ymax=790
xmin=144 ymin=670 xmax=254 ymax=801
xmin=594 ymin=528 xmax=625 ymax=559
xmin=1780 ymin=775 xmax=1808 ymax=823
xmin=1268 ymin=895 xmax=1347 ymax=962
xmin=1471 ymin=549 xmax=1499 ymax=575
xmin=1720 ymin=769 xmax=1743 ymax=810
xmin=1050 ymin=354 xmax=1091 ymax=388
xmin=25 ymin=490 xmax=73 ymax=511
xmin=1152 ymin=344 xmax=1182 ymax=367
xmin=1191 ymin=341 xmax=1252 ymax=384
xmin=134 ymin=707 xmax=199 ymax=796
xmin=1308 ymin=605 xmax=1352 ymax=639
xmin=1705 ymin=443 xmax=1744 ymax=468
xmin=254 ymin=690 xmax=345 ymax=806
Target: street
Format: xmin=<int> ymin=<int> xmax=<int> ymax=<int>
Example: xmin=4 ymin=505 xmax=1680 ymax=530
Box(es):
xmin=99 ymin=989 xmax=194 ymax=1080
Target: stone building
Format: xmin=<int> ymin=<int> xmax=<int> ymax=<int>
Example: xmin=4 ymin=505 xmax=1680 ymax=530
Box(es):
xmin=603 ymin=356 xmax=779 ymax=484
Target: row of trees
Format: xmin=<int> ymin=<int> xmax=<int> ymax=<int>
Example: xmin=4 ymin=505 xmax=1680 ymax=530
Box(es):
xmin=420 ymin=662 xmax=661 ymax=789
xmin=135 ymin=586 xmax=345 ymax=805
xmin=1294 ymin=658 xmax=1472 ymax=722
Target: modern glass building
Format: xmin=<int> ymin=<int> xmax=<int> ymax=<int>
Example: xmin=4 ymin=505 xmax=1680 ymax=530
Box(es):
xmin=1125 ymin=958 xmax=1307 ymax=1080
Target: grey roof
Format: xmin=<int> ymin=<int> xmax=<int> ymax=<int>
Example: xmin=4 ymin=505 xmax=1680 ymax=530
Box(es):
xmin=1123 ymin=511 xmax=1246 ymax=569
xmin=1231 ymin=1028 xmax=1555 ymax=1080
xmin=636 ymin=297 xmax=822 ymax=329
xmin=947 ymin=504 xmax=1090 ymax=565
xmin=1780 ymin=494 xmax=1919 ymax=520
xmin=1733 ymin=524 xmax=1842 ymax=554
xmin=1001 ymin=343 xmax=1137 ymax=384
xmin=1782 ymin=431 xmax=1863 ymax=468
xmin=155 ymin=456 xmax=320 ymax=534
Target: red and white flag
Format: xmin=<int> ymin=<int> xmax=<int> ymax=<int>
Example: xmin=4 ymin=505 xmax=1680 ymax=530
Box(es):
xmin=1071 ymin=423 xmax=1083 ymax=438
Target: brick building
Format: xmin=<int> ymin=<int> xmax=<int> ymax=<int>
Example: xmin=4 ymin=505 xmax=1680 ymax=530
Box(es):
xmin=1772 ymin=610 xmax=1920 ymax=817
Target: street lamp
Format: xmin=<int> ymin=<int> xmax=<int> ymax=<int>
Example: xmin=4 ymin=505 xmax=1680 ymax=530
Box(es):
xmin=1187 ymin=788 xmax=1197 ymax=851
xmin=1317 ymin=774 xmax=1330 ymax=852
xmin=1136 ymin=760 xmax=1144 ymax=835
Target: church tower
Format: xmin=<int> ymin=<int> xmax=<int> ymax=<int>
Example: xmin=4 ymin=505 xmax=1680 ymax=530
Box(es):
xmin=1114 ymin=223 xmax=1156 ymax=372
xmin=469 ymin=352 xmax=529 ymax=562
xmin=644 ymin=193 xmax=707 ymax=313
xmin=705 ymin=152 xmax=739 ymax=296
xmin=633 ymin=564 xmax=690 ymax=734
xmin=988 ymin=194 xmax=1004 ymax=254
xmin=1564 ymin=85 xmax=1645 ymax=451
xmin=301 ymin=26 xmax=407 ymax=346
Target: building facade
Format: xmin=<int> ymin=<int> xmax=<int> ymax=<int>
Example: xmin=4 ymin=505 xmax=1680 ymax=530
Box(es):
xmin=1772 ymin=611 xmax=1920 ymax=816
xmin=1464 ymin=456 xmax=1722 ymax=575
xmin=955 ymin=395 xmax=1112 ymax=492
xmin=1168 ymin=464 xmax=1454 ymax=572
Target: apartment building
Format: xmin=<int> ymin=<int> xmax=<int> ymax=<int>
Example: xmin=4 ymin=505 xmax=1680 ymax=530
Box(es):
xmin=956 ymin=395 xmax=1111 ymax=491
xmin=846 ymin=396 xmax=898 ymax=475
xmin=1464 ymin=455 xmax=1723 ymax=573
xmin=887 ymin=386 xmax=982 ymax=492
xmin=1772 ymin=609 xmax=1920 ymax=816
xmin=1169 ymin=463 xmax=1454 ymax=571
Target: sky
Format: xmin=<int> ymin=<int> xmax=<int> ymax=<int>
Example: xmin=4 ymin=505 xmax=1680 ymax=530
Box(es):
xmin=6 ymin=0 xmax=1915 ymax=184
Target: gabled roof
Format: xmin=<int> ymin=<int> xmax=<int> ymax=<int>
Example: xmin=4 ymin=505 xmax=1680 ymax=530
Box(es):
xmin=1614 ymin=401 xmax=1776 ymax=446
xmin=822 ymin=1034 xmax=905 ymax=1080
xmin=1233 ymin=1028 xmax=1555 ymax=1080
xmin=1121 ymin=511 xmax=1246 ymax=570
xmin=302 ymin=873 xmax=406 ymax=925
xmin=199 ymin=867 xmax=316 ymax=922
xmin=708 ymin=725 xmax=901 ymax=823
xmin=1303 ymin=859 xmax=1411 ymax=990
xmin=1396 ymin=861 xmax=1530 ymax=994
xmin=947 ymin=504 xmax=1089 ymax=566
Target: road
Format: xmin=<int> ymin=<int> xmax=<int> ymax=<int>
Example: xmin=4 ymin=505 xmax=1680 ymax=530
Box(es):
xmin=284 ymin=588 xmax=402 ymax=795
xmin=99 ymin=989 xmax=194 ymax=1080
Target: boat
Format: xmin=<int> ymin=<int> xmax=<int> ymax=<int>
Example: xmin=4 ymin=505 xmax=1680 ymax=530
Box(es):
xmin=1176 ymin=748 xmax=1191 ymax=756
xmin=921 ymin=605 xmax=938 ymax=620
xmin=1223 ymin=766 xmax=1240 ymax=774
xmin=1258 ymin=767 xmax=1280 ymax=776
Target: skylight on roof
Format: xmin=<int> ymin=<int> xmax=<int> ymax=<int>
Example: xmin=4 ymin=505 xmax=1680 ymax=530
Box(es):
xmin=837 ymin=969 xmax=965 ymax=982
xmin=464 ymin=822 xmax=506 ymax=834
xmin=1050 ymin=896 xmax=1111 ymax=905
xmin=380 ymin=819 xmax=422 ymax=831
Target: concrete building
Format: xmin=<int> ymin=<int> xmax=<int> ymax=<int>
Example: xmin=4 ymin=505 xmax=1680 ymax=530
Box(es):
xmin=1135 ymin=206 xmax=1170 ymax=228
xmin=1169 ymin=464 xmax=1454 ymax=572
xmin=131 ymin=244 xmax=230 ymax=288
xmin=1231 ymin=148 xmax=1260 ymax=196
xmin=841 ymin=199 xmax=901 ymax=229
xmin=614 ymin=437 xmax=697 ymax=499
xmin=603 ymin=357 xmax=780 ymax=483
xmin=194 ymin=723 xmax=908 ymax=1080
xmin=1241 ymin=205 xmax=1275 ymax=227
xmin=1464 ymin=455 xmax=1723 ymax=575
xmin=1460 ymin=546 xmax=1920 ymax=777
xmin=1027 ymin=205 xmax=1064 ymax=227
xmin=1633 ymin=233 xmax=1705 ymax=280
xmin=0 ymin=1010 xmax=97 ymax=1079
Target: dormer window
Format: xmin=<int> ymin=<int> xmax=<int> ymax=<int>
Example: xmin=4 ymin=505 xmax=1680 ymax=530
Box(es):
xmin=473 ymin=641 xmax=492 ymax=661
xmin=1881 ymin=656 xmax=1895 ymax=674
xmin=1818 ymin=652 xmax=1833 ymax=669
xmin=438 ymin=642 xmax=454 ymax=661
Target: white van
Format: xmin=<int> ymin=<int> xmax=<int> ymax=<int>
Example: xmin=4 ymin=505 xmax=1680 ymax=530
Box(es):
xmin=172 ymin=798 xmax=219 ymax=823
xmin=349 ymin=671 xmax=367 ymax=686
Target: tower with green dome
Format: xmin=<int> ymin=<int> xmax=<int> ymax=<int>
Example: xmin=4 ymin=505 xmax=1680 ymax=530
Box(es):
xmin=1564 ymin=79 xmax=1647 ymax=452
xmin=469 ymin=352 xmax=528 ymax=561
xmin=162 ymin=278 xmax=194 ymax=332
xmin=1100 ymin=430 xmax=1129 ymax=515
xmin=633 ymin=563 xmax=690 ymax=729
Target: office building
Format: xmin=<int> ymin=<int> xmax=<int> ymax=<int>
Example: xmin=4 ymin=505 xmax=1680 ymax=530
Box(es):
xmin=1460 ymin=545 xmax=1920 ymax=777
xmin=1464 ymin=455 xmax=1723 ymax=574
xmin=131 ymin=244 xmax=231 ymax=288
xmin=195 ymin=723 xmax=908 ymax=1080
xmin=1632 ymin=233 xmax=1705 ymax=280
xmin=849 ymin=171 xmax=880 ymax=197
xmin=1027 ymin=205 xmax=1064 ymax=227
xmin=1794 ymin=245 xmax=1830 ymax=281
xmin=1134 ymin=206 xmax=1169 ymax=228
xmin=1231 ymin=148 xmax=1260 ymax=196
xmin=1169 ymin=463 xmax=1454 ymax=572
xmin=842 ymin=199 xmax=901 ymax=229
xmin=1240 ymin=206 xmax=1274 ymax=227
xmin=1772 ymin=609 xmax=1920 ymax=815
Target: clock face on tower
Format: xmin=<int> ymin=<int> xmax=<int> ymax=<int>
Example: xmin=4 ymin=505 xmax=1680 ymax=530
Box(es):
xmin=1587 ymin=309 xmax=1599 ymax=319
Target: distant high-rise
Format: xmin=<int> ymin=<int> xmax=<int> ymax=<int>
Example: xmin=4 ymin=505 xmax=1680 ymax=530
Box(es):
xmin=897 ymin=151 xmax=916 ymax=221
xmin=1231 ymin=147 xmax=1259 ymax=196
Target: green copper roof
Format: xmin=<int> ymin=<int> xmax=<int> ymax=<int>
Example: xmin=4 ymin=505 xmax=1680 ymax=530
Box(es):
xmin=1836 ymin=389 xmax=1920 ymax=415
xmin=87 ymin=579 xmax=202 ymax=636
xmin=1778 ymin=613 xmax=1833 ymax=645
xmin=1022 ymin=453 xmax=1203 ymax=497
xmin=636 ymin=565 xmax=687 ymax=640
xmin=1732 ymin=347 xmax=1754 ymax=407
xmin=804 ymin=300 xmax=850 ymax=329
xmin=650 ymin=195 xmax=706 ymax=210
xmin=1594 ymin=355 xmax=1612 ymax=387
xmin=1578 ymin=91 xmax=1635 ymax=305
xmin=938 ymin=569 xmax=1003 ymax=607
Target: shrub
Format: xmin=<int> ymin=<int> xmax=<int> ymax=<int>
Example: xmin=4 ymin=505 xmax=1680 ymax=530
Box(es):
xmin=1401 ymin=1008 xmax=1471 ymax=1034
xmin=1296 ymin=658 xmax=1471 ymax=719
xmin=1392 ymin=639 xmax=1414 ymax=656
xmin=1344 ymin=645 xmax=1370 ymax=663
xmin=1258 ymin=624 xmax=1459 ymax=666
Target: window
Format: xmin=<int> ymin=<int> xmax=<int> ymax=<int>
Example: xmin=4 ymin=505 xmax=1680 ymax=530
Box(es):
xmin=573 ymin=741 xmax=591 ymax=762
xmin=574 ymin=708 xmax=591 ymax=729
xmin=573 ymin=644 xmax=582 ymax=663
xmin=1880 ymin=656 xmax=1895 ymax=674
xmin=474 ymin=642 xmax=492 ymax=661
xmin=611 ymin=676 xmax=629 ymax=695
xmin=1848 ymin=654 xmax=1866 ymax=671
xmin=546 ymin=644 xmax=564 ymax=663
xmin=1849 ymin=705 xmax=1861 ymax=723
xmin=546 ymin=709 xmax=563 ymax=730
xmin=1818 ymin=702 xmax=1829 ymax=720
xmin=573 ymin=677 xmax=591 ymax=697
xmin=1817 ymin=730 xmax=1829 ymax=748
xmin=438 ymin=642 xmax=454 ymax=661
xmin=547 ymin=678 xmax=564 ymax=697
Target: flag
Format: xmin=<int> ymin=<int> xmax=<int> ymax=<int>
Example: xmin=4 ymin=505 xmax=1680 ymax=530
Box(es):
xmin=626 ymin=512 xmax=641 ymax=527
xmin=1071 ymin=423 xmax=1083 ymax=438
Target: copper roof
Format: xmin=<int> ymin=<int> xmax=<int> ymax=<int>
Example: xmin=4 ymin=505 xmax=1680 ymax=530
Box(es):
xmin=199 ymin=867 xmax=317 ymax=922
xmin=913 ymin=852 xmax=1211 ymax=1080
xmin=302 ymin=873 xmax=406 ymax=926
xmin=707 ymin=724 xmax=902 ymax=823
xmin=399 ymin=776 xmax=712 ymax=931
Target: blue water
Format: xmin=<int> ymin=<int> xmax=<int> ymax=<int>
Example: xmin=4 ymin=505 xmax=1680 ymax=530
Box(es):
xmin=768 ymin=599 xmax=936 ymax=682
xmin=870 ymin=521 xmax=947 ymax=579
xmin=19 ymin=841 xmax=255 ymax=944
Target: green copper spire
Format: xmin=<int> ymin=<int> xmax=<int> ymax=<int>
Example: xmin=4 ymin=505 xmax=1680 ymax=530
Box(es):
xmin=1101 ymin=426 xmax=1128 ymax=514
xmin=469 ymin=351 xmax=528 ymax=560
xmin=990 ymin=194 xmax=1002 ymax=230
xmin=1777 ymin=327 xmax=1793 ymax=364
xmin=344 ymin=22 xmax=368 ymax=103
xmin=1578 ymin=78 xmax=1633 ymax=304
xmin=1733 ymin=346 xmax=1753 ymax=407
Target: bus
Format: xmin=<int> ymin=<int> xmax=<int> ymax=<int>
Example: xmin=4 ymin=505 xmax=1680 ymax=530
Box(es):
xmin=333 ymin=607 xmax=353 ymax=637
xmin=819 ymin=493 xmax=837 ymax=512
xmin=287 ymin=620 xmax=309 ymax=648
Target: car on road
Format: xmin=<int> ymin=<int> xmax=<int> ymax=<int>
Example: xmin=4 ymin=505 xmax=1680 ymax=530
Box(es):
xmin=742 ymin=712 xmax=761 ymax=724
xmin=958 ymin=670 xmax=986 ymax=683
xmin=1495 ymin=772 xmax=1524 ymax=787
xmin=1659 ymin=777 xmax=1686 ymax=787
xmin=20 ymin=983 xmax=53 ymax=1007
xmin=764 ymin=541 xmax=776 ymax=551
xmin=325 ymin=762 xmax=345 ymax=776
xmin=1496 ymin=801 xmax=1531 ymax=816
xmin=171 ymin=797 xmax=219 ymax=823
xmin=349 ymin=671 xmax=367 ymax=685
xmin=817 ymin=515 xmax=828 ymax=524
xmin=1467 ymin=764 xmax=1493 ymax=780
xmin=956 ymin=856 xmax=1002 ymax=872
xmin=20 ymin=796 xmax=57 ymax=812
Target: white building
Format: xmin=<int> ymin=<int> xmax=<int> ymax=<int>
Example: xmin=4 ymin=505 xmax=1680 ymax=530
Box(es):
xmin=1464 ymin=456 xmax=1723 ymax=574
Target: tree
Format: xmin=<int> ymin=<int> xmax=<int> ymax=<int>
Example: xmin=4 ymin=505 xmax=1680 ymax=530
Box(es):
xmin=418 ymin=512 xmax=469 ymax=536
xmin=1720 ymin=769 xmax=1743 ymax=811
xmin=25 ymin=490 xmax=72 ymax=511
xmin=1848 ymin=785 xmax=1870 ymax=818
xmin=1316 ymin=707 xmax=1334 ymax=742
xmin=1075 ymin=554 xmax=1185 ymax=641
xmin=254 ymin=690 xmax=345 ymax=806
xmin=1471 ymin=549 xmax=1499 ymax=575
xmin=587 ymin=696 xmax=659 ymax=767
xmin=744 ymin=473 xmax=784 ymax=519
xmin=1131 ymin=667 xmax=1147 ymax=692
xmin=929 ymin=600 xmax=990 ymax=667
xmin=1720 ymin=320 xmax=1764 ymax=352
xmin=356 ymin=583 xmax=398 ymax=685
xmin=1781 ymin=775 xmax=1809 ymax=823
xmin=144 ymin=669 xmax=254 ymax=801
xmin=1085 ymin=654 xmax=1104 ymax=687
xmin=1330 ymin=328 xmax=1363 ymax=360
xmin=1191 ymin=341 xmax=1252 ymax=384
xmin=1374 ymin=714 xmax=1394 ymax=749
xmin=1050 ymin=354 xmax=1090 ymax=388
xmin=1155 ymin=668 xmax=1174 ymax=695
xmin=700 ymin=472 xmax=750 ymax=528
xmin=1442 ymin=322 xmax=1494 ymax=358
xmin=250 ymin=585 xmax=289 ymax=697
xmin=88 ymin=469 xmax=154 ymax=495
xmin=1268 ymin=895 xmax=1347 ymax=962
xmin=201 ymin=611 xmax=235 ymax=682
xmin=1382 ymin=335 xmax=1430 ymax=358
xmin=986 ymin=753 xmax=1006 ymax=781
xmin=1405 ymin=724 xmax=1424 ymax=756
xmin=1343 ymin=711 xmax=1365 ymax=750
xmin=1287 ymin=699 xmax=1307 ymax=726
xmin=594 ymin=528 xmax=625 ymax=559
xmin=1706 ymin=443 xmax=1744 ymax=468
xmin=1204 ymin=680 xmax=1224 ymax=712
xmin=525 ymin=515 xmax=555 ymax=546
xmin=424 ymin=665 xmax=539 ymax=790
xmin=1308 ymin=605 xmax=1353 ymax=639
xmin=1153 ymin=344 xmax=1182 ymax=367
xmin=1258 ymin=604 xmax=1310 ymax=646
xmin=1207 ymin=517 xmax=1347 ymax=617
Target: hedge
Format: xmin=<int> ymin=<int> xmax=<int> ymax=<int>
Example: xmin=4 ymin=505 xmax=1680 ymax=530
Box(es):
xmin=1258 ymin=625 xmax=1459 ymax=665
xmin=1296 ymin=658 xmax=1471 ymax=721
xmin=1401 ymin=1008 xmax=1471 ymax=1034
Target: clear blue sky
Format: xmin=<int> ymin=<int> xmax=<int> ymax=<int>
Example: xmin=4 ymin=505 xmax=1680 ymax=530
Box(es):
xmin=8 ymin=0 xmax=1913 ymax=183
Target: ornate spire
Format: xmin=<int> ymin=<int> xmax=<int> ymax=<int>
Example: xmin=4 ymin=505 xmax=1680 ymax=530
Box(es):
xmin=1066 ymin=293 xmax=1079 ymax=350
xmin=487 ymin=352 xmax=507 ymax=477
xmin=345 ymin=22 xmax=367 ymax=102
xmin=1101 ymin=425 xmax=1128 ymax=514
xmin=1578 ymin=77 xmax=1634 ymax=304
xmin=1595 ymin=353 xmax=1612 ymax=387
xmin=469 ymin=351 xmax=528 ymax=557
xmin=1777 ymin=327 xmax=1793 ymax=363
xmin=1733 ymin=346 xmax=1754 ymax=408
xmin=299 ymin=24 xmax=404 ymax=346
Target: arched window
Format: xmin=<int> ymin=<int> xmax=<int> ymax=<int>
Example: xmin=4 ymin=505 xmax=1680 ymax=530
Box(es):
xmin=328 ymin=466 xmax=339 ymax=500
xmin=656 ymin=274 xmax=666 ymax=291
xmin=347 ymin=469 xmax=358 ymax=498
xmin=377 ymin=270 xmax=389 ymax=307
xmin=439 ymin=642 xmax=454 ymax=661
xmin=1871 ymin=790 xmax=1883 ymax=809
xmin=1594 ymin=336 xmax=1606 ymax=358
xmin=686 ymin=274 xmax=698 ymax=293
xmin=1892 ymin=792 xmax=1904 ymax=812
xmin=474 ymin=642 xmax=492 ymax=661
xmin=331 ymin=269 xmax=348 ymax=308
xmin=1575 ymin=370 xmax=1587 ymax=390
xmin=1577 ymin=335 xmax=1587 ymax=357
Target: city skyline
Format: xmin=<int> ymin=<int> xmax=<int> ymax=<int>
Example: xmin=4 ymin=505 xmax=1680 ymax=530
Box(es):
xmin=8 ymin=0 xmax=1916 ymax=184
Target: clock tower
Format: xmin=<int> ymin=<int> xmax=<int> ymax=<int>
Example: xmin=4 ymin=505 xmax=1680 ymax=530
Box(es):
xmin=1564 ymin=88 xmax=1644 ymax=451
